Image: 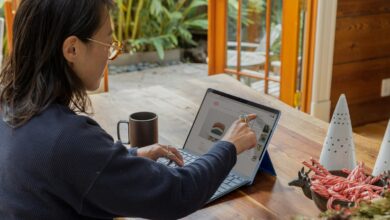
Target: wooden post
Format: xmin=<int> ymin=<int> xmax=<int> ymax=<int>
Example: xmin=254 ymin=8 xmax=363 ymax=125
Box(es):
xmin=301 ymin=0 xmax=318 ymax=113
xmin=264 ymin=0 xmax=272 ymax=94
xmin=208 ymin=0 xmax=227 ymax=75
xmin=104 ymin=65 xmax=109 ymax=92
xmin=4 ymin=0 xmax=14 ymax=53
xmin=279 ymin=0 xmax=301 ymax=106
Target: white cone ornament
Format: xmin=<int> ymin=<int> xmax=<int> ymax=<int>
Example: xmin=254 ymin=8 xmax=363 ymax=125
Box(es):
xmin=372 ymin=119 xmax=390 ymax=176
xmin=319 ymin=94 xmax=356 ymax=171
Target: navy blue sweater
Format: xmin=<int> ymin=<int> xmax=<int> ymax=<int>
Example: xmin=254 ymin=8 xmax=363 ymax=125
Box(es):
xmin=0 ymin=104 xmax=237 ymax=219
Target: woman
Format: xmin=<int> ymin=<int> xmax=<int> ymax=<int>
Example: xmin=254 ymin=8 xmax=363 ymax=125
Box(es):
xmin=0 ymin=0 xmax=257 ymax=219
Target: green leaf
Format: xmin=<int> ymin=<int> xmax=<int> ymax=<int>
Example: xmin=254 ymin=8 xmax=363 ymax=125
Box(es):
xmin=178 ymin=27 xmax=192 ymax=41
xmin=170 ymin=12 xmax=183 ymax=21
xmin=184 ymin=19 xmax=208 ymax=30
xmin=177 ymin=27 xmax=196 ymax=46
xmin=189 ymin=14 xmax=207 ymax=20
xmin=151 ymin=38 xmax=165 ymax=60
xmin=163 ymin=22 xmax=176 ymax=34
xmin=183 ymin=0 xmax=207 ymax=18
xmin=169 ymin=35 xmax=178 ymax=46
xmin=150 ymin=0 xmax=163 ymax=17
xmin=187 ymin=0 xmax=208 ymax=10
xmin=175 ymin=0 xmax=187 ymax=11
xmin=166 ymin=0 xmax=175 ymax=8
xmin=187 ymin=37 xmax=198 ymax=46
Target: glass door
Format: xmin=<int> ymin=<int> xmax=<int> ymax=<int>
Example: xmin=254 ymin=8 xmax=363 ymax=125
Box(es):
xmin=208 ymin=0 xmax=318 ymax=112
xmin=225 ymin=0 xmax=283 ymax=97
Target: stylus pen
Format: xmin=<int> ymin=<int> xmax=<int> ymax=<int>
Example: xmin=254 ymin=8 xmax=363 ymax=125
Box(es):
xmin=166 ymin=160 xmax=174 ymax=166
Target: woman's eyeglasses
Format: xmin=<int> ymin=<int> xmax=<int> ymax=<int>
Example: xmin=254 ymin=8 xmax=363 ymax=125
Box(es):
xmin=86 ymin=38 xmax=124 ymax=60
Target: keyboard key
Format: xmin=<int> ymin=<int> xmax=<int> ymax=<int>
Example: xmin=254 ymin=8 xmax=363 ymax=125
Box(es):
xmin=228 ymin=182 xmax=236 ymax=187
xmin=232 ymin=179 xmax=241 ymax=184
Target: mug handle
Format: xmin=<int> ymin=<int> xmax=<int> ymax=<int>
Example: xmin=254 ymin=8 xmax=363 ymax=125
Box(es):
xmin=117 ymin=120 xmax=130 ymax=144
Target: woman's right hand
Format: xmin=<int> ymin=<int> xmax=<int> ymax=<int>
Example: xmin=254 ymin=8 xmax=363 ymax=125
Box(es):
xmin=221 ymin=114 xmax=258 ymax=154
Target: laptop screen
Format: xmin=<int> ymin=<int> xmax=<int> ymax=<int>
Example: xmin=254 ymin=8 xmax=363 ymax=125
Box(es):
xmin=183 ymin=89 xmax=280 ymax=179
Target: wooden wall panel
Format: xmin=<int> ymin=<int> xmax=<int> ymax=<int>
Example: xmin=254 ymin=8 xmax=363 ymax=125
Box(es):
xmin=333 ymin=13 xmax=390 ymax=64
xmin=331 ymin=57 xmax=390 ymax=104
xmin=332 ymin=0 xmax=390 ymax=126
xmin=346 ymin=98 xmax=390 ymax=127
xmin=337 ymin=0 xmax=390 ymax=18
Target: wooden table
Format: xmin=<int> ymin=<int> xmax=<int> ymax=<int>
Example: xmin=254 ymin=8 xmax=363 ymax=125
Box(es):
xmin=89 ymin=74 xmax=380 ymax=219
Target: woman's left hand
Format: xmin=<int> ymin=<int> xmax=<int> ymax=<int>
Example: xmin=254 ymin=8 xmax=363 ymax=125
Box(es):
xmin=136 ymin=144 xmax=184 ymax=167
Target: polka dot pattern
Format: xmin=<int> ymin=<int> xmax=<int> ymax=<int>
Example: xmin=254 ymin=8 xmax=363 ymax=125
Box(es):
xmin=372 ymin=119 xmax=390 ymax=176
xmin=319 ymin=94 xmax=356 ymax=171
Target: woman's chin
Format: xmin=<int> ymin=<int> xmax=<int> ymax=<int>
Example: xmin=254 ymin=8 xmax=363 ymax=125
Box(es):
xmin=87 ymin=80 xmax=102 ymax=92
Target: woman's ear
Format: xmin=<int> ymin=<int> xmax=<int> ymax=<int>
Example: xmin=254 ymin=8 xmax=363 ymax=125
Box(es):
xmin=62 ymin=36 xmax=80 ymax=64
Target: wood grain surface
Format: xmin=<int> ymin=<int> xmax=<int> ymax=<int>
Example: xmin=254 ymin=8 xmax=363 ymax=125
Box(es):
xmin=90 ymin=74 xmax=380 ymax=219
xmin=332 ymin=0 xmax=390 ymax=126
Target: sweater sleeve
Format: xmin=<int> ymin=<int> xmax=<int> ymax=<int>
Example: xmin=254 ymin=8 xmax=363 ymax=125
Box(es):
xmin=80 ymin=141 xmax=237 ymax=219
xmin=127 ymin=147 xmax=138 ymax=156
xmin=51 ymin=115 xmax=237 ymax=219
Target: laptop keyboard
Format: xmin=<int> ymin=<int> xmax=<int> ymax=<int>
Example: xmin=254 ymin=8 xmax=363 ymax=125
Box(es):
xmin=211 ymin=172 xmax=246 ymax=200
xmin=157 ymin=149 xmax=247 ymax=202
xmin=157 ymin=150 xmax=198 ymax=167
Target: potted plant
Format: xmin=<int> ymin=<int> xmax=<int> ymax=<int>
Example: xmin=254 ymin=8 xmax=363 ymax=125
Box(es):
xmin=110 ymin=0 xmax=207 ymax=65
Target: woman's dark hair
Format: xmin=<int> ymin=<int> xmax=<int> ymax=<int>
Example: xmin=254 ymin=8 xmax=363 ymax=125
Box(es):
xmin=0 ymin=0 xmax=113 ymax=127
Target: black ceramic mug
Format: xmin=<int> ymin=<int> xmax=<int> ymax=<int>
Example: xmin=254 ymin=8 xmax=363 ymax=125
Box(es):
xmin=117 ymin=112 xmax=158 ymax=147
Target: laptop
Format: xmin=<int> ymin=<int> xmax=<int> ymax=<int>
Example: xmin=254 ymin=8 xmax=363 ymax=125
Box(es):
xmin=157 ymin=88 xmax=281 ymax=203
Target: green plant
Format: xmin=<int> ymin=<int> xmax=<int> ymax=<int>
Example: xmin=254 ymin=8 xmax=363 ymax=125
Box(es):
xmin=0 ymin=2 xmax=8 ymax=59
xmin=112 ymin=0 xmax=208 ymax=60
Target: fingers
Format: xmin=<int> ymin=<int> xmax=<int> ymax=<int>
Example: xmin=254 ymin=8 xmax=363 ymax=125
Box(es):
xmin=247 ymin=130 xmax=258 ymax=148
xmin=137 ymin=144 xmax=184 ymax=167
xmin=237 ymin=113 xmax=257 ymax=125
xmin=222 ymin=113 xmax=258 ymax=154
xmin=167 ymin=146 xmax=184 ymax=166
xmin=161 ymin=145 xmax=184 ymax=167
xmin=246 ymin=113 xmax=257 ymax=121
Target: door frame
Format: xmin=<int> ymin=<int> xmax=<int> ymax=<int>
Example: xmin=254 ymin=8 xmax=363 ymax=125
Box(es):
xmin=208 ymin=0 xmax=318 ymax=106
xmin=208 ymin=0 xmax=334 ymax=118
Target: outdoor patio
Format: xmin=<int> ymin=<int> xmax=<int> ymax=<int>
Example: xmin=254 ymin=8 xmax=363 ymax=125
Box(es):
xmin=104 ymin=63 xmax=280 ymax=96
xmin=106 ymin=64 xmax=209 ymax=93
